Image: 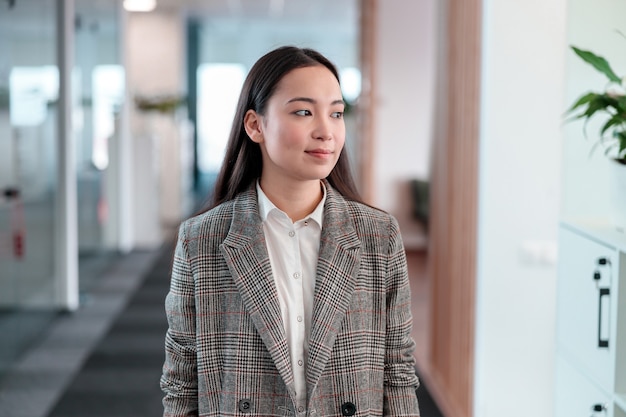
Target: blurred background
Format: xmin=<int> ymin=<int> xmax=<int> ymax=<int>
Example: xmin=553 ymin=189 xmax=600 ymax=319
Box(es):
xmin=1 ymin=0 xmax=625 ymax=417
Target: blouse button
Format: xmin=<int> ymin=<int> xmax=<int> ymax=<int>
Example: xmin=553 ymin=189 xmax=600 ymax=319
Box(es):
xmin=293 ymin=272 xmax=300 ymax=279
xmin=289 ymin=231 xmax=295 ymax=237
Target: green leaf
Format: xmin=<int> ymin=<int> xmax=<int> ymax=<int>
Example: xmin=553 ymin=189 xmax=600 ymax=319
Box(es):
xmin=571 ymin=46 xmax=621 ymax=83
xmin=566 ymin=92 xmax=598 ymax=114
xmin=617 ymin=131 xmax=626 ymax=156
xmin=589 ymin=137 xmax=606 ymax=157
xmin=581 ymin=95 xmax=612 ymax=119
xmin=600 ymin=115 xmax=623 ymax=135
xmin=603 ymin=145 xmax=615 ymax=157
xmin=565 ymin=93 xmax=620 ymax=124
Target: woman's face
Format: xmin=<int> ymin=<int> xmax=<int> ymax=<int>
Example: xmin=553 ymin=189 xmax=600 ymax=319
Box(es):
xmin=245 ymin=65 xmax=345 ymax=188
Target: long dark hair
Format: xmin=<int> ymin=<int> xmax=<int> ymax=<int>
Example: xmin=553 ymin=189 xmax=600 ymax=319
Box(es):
xmin=201 ymin=45 xmax=363 ymax=212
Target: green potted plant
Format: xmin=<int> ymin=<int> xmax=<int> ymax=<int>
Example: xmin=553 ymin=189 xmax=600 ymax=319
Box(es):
xmin=134 ymin=93 xmax=186 ymax=114
xmin=566 ymin=46 xmax=626 ymax=161
xmin=0 ymin=86 xmax=9 ymax=110
xmin=567 ymin=44 xmax=626 ymax=231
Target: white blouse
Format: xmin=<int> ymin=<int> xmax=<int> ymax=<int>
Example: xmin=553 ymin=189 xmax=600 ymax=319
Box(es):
xmin=256 ymin=181 xmax=325 ymax=415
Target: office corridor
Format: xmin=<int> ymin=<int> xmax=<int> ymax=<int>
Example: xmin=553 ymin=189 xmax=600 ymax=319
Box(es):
xmin=46 ymin=236 xmax=175 ymax=417
xmin=0 ymin=237 xmax=442 ymax=417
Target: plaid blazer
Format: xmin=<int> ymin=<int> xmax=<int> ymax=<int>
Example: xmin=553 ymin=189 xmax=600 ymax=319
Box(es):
xmin=161 ymin=181 xmax=420 ymax=417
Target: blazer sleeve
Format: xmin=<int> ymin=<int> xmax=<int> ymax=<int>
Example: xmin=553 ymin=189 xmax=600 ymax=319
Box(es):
xmin=383 ymin=216 xmax=421 ymax=416
xmin=161 ymin=222 xmax=199 ymax=417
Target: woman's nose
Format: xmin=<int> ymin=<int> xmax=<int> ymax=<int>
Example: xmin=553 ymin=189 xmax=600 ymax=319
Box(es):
xmin=312 ymin=117 xmax=333 ymax=140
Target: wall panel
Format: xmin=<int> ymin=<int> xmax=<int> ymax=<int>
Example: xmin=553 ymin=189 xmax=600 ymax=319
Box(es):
xmin=427 ymin=1 xmax=482 ymax=416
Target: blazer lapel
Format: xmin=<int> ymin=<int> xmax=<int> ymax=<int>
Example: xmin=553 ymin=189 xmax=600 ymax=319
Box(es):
xmin=306 ymin=184 xmax=362 ymax=398
xmin=219 ymin=187 xmax=295 ymax=389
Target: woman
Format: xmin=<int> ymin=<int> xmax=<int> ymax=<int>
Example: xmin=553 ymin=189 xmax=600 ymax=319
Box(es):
xmin=161 ymin=45 xmax=420 ymax=417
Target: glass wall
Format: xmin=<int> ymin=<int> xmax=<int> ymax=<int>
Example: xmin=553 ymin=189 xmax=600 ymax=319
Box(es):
xmin=0 ymin=0 xmax=60 ymax=376
xmin=73 ymin=2 xmax=123 ymax=293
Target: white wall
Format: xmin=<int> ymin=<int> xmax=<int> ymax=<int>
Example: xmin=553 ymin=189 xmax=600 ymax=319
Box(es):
xmin=473 ymin=0 xmax=567 ymax=416
xmin=373 ymin=0 xmax=437 ymax=249
xmin=126 ymin=10 xmax=187 ymax=247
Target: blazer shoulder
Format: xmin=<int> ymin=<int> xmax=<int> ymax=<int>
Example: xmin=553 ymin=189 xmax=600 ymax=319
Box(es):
xmin=344 ymin=199 xmax=400 ymax=233
xmin=178 ymin=200 xmax=236 ymax=242
xmin=323 ymin=183 xmax=400 ymax=239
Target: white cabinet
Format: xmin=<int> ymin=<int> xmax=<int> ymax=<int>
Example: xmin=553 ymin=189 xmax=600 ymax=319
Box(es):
xmin=556 ymin=356 xmax=613 ymax=417
xmin=555 ymin=222 xmax=626 ymax=417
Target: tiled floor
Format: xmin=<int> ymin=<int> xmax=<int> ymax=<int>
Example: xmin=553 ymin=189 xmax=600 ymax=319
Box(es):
xmin=46 ymin=239 xmax=173 ymax=417
xmin=0 ymin=249 xmax=160 ymax=417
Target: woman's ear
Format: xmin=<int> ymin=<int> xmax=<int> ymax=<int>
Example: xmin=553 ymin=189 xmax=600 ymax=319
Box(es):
xmin=244 ymin=110 xmax=264 ymax=143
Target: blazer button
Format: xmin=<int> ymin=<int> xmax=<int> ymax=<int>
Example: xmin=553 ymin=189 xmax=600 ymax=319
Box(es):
xmin=238 ymin=399 xmax=252 ymax=413
xmin=341 ymin=402 xmax=356 ymax=416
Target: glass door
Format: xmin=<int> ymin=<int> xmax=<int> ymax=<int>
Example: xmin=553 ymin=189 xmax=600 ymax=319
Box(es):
xmin=74 ymin=2 xmax=124 ymax=293
xmin=0 ymin=0 xmax=59 ymax=377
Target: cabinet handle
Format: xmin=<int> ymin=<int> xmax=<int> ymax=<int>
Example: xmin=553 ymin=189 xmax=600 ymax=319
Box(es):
xmin=591 ymin=403 xmax=607 ymax=415
xmin=597 ymin=257 xmax=609 ymax=266
xmin=598 ymin=287 xmax=610 ymax=348
xmin=592 ymin=403 xmax=606 ymax=412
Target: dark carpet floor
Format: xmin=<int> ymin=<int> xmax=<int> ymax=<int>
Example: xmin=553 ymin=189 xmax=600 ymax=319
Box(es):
xmin=46 ymin=238 xmax=443 ymax=417
xmin=46 ymin=238 xmax=174 ymax=417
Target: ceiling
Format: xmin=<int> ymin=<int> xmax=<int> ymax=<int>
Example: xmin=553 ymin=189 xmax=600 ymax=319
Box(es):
xmin=155 ymin=0 xmax=357 ymax=25
xmin=0 ymin=0 xmax=357 ymax=36
xmin=0 ymin=0 xmax=360 ymax=105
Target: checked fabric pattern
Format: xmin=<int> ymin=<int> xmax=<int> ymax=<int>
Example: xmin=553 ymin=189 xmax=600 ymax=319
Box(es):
xmin=161 ymin=181 xmax=421 ymax=416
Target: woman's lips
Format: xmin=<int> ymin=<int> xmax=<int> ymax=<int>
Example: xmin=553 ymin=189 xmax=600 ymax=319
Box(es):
xmin=306 ymin=148 xmax=333 ymax=157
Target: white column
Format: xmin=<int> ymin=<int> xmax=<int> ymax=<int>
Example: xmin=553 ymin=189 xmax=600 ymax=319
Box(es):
xmin=55 ymin=0 xmax=79 ymax=311
xmin=126 ymin=10 xmax=185 ymax=249
xmin=117 ymin=4 xmax=134 ymax=253
xmin=473 ymin=0 xmax=567 ymax=415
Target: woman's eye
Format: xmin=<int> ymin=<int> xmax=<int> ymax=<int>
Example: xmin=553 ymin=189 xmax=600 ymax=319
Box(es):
xmin=331 ymin=111 xmax=344 ymax=119
xmin=294 ymin=110 xmax=312 ymax=116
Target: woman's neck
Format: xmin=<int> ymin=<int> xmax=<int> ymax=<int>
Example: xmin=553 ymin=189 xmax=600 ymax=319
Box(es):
xmin=259 ymin=178 xmax=323 ymax=222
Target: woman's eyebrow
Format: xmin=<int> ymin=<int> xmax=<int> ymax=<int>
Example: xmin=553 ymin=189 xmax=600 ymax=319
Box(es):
xmin=287 ymin=97 xmax=345 ymax=106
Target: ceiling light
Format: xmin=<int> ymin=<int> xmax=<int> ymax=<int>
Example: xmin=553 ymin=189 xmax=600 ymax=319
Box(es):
xmin=123 ymin=0 xmax=156 ymax=12
xmin=269 ymin=0 xmax=285 ymax=18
